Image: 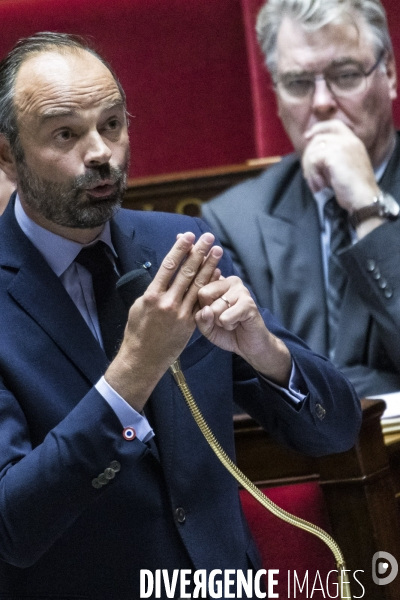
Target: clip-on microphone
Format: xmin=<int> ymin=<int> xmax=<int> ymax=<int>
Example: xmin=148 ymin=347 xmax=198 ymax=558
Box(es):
xmin=116 ymin=268 xmax=153 ymax=309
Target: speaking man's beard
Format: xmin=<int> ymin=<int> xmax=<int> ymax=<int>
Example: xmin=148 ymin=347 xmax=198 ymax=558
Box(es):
xmin=16 ymin=158 xmax=128 ymax=229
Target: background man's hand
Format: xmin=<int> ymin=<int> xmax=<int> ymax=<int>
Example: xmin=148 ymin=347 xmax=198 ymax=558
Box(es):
xmin=302 ymin=119 xmax=381 ymax=213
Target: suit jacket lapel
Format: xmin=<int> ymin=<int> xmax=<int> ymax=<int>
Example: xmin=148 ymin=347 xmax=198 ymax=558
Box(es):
xmin=9 ymin=254 xmax=110 ymax=383
xmin=110 ymin=216 xmax=158 ymax=279
xmin=258 ymin=172 xmax=329 ymax=355
xmin=0 ymin=200 xmax=109 ymax=384
xmin=380 ymin=131 xmax=400 ymax=195
xmin=0 ymin=202 xmax=181 ymax=465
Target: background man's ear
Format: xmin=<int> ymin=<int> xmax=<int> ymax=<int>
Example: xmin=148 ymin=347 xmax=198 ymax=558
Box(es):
xmin=385 ymin=52 xmax=397 ymax=101
xmin=0 ymin=135 xmax=17 ymax=183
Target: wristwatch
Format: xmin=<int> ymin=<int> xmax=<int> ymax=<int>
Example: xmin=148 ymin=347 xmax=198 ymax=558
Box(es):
xmin=350 ymin=191 xmax=400 ymax=227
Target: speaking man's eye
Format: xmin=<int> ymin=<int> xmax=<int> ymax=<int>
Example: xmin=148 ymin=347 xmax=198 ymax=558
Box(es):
xmin=104 ymin=119 xmax=121 ymax=132
xmin=56 ymin=129 xmax=72 ymax=141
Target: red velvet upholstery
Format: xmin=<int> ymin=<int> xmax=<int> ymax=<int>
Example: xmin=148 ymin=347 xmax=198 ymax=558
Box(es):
xmin=240 ymin=484 xmax=336 ymax=600
xmin=0 ymin=0 xmax=256 ymax=177
xmin=239 ymin=0 xmax=292 ymax=158
xmin=0 ymin=0 xmax=399 ymax=175
xmin=240 ymin=0 xmax=400 ymax=158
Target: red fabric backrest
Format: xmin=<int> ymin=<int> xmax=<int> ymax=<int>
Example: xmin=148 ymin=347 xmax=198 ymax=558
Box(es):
xmin=239 ymin=0 xmax=292 ymax=158
xmin=0 ymin=0 xmax=256 ymax=177
xmin=0 ymin=0 xmax=398 ymax=174
xmin=240 ymin=483 xmax=337 ymax=600
xmin=240 ymin=0 xmax=400 ymax=158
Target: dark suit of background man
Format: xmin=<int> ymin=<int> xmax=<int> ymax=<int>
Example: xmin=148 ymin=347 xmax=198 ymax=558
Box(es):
xmin=0 ymin=33 xmax=360 ymax=598
xmin=203 ymin=0 xmax=400 ymax=400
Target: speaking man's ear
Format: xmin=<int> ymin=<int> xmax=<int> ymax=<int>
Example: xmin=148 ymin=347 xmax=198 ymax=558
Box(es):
xmin=0 ymin=135 xmax=17 ymax=184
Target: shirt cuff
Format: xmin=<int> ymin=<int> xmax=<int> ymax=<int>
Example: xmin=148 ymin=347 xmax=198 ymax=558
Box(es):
xmin=259 ymin=360 xmax=307 ymax=405
xmin=95 ymin=376 xmax=155 ymax=442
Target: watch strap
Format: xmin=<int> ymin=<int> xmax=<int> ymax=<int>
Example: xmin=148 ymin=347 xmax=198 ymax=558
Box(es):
xmin=350 ymin=192 xmax=399 ymax=227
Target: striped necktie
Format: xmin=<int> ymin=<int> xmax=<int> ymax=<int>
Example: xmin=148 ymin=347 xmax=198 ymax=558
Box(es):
xmin=324 ymin=198 xmax=352 ymax=359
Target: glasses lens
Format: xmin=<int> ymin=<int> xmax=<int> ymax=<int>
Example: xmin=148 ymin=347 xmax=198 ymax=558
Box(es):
xmin=279 ymin=76 xmax=315 ymax=99
xmin=277 ymin=60 xmax=373 ymax=101
xmin=328 ymin=66 xmax=364 ymax=95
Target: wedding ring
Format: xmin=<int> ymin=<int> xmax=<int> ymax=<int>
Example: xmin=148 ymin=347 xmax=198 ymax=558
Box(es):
xmin=220 ymin=295 xmax=231 ymax=308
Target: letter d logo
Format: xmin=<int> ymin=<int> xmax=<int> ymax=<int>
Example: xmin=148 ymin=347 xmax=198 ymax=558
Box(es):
xmin=372 ymin=552 xmax=398 ymax=586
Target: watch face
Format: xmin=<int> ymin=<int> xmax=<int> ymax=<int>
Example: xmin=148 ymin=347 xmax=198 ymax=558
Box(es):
xmin=381 ymin=193 xmax=400 ymax=218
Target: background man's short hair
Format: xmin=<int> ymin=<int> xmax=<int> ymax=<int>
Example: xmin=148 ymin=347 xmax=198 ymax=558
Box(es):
xmin=256 ymin=0 xmax=393 ymax=78
xmin=0 ymin=32 xmax=126 ymax=155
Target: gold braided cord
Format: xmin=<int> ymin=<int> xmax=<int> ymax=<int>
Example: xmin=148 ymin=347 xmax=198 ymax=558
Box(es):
xmin=169 ymin=361 xmax=352 ymax=600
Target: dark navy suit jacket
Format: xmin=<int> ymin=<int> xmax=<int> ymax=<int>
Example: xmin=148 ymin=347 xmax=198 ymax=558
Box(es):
xmin=0 ymin=197 xmax=360 ymax=598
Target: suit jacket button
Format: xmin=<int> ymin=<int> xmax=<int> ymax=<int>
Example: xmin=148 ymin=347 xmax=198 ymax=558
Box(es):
xmin=384 ymin=288 xmax=393 ymax=299
xmin=366 ymin=259 xmax=376 ymax=272
xmin=92 ymin=478 xmax=102 ymax=489
xmin=378 ymin=278 xmax=388 ymax=289
xmin=97 ymin=473 xmax=108 ymax=485
xmin=110 ymin=461 xmax=121 ymax=473
xmin=104 ymin=467 xmax=116 ymax=480
xmin=175 ymin=507 xmax=186 ymax=523
xmin=372 ymin=267 xmax=381 ymax=280
xmin=315 ymin=403 xmax=326 ymax=420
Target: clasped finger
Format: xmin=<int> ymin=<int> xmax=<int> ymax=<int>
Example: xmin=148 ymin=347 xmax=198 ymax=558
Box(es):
xmin=171 ymin=232 xmax=221 ymax=300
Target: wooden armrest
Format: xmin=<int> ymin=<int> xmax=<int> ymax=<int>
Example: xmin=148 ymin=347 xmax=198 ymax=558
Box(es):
xmin=123 ymin=158 xmax=281 ymax=215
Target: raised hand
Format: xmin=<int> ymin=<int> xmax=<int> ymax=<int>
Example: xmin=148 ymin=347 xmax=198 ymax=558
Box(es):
xmin=302 ymin=119 xmax=380 ymax=211
xmin=195 ymin=276 xmax=291 ymax=387
xmin=105 ymin=231 xmax=223 ymax=410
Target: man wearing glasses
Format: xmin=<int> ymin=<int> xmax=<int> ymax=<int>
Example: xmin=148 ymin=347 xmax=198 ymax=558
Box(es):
xmin=203 ymin=0 xmax=400 ymax=400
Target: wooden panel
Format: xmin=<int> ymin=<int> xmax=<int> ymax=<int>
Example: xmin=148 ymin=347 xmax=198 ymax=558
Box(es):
xmin=387 ymin=440 xmax=400 ymax=500
xmin=123 ymin=157 xmax=280 ymax=215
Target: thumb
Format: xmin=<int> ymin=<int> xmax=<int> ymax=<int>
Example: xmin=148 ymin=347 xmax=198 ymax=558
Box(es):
xmin=195 ymin=305 xmax=215 ymax=338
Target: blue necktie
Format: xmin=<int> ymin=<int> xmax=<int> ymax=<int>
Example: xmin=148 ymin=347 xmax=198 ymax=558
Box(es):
xmin=75 ymin=241 xmax=128 ymax=361
xmin=324 ymin=198 xmax=352 ymax=359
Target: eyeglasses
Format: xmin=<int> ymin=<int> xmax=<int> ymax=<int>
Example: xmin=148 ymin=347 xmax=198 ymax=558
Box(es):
xmin=275 ymin=51 xmax=385 ymax=102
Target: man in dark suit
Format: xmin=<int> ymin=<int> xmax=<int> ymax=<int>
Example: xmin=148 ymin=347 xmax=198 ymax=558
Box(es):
xmin=0 ymin=32 xmax=360 ymax=598
xmin=203 ymin=0 xmax=400 ymax=399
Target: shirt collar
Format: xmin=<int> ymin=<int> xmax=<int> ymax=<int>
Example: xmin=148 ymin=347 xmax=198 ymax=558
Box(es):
xmin=14 ymin=194 xmax=117 ymax=277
